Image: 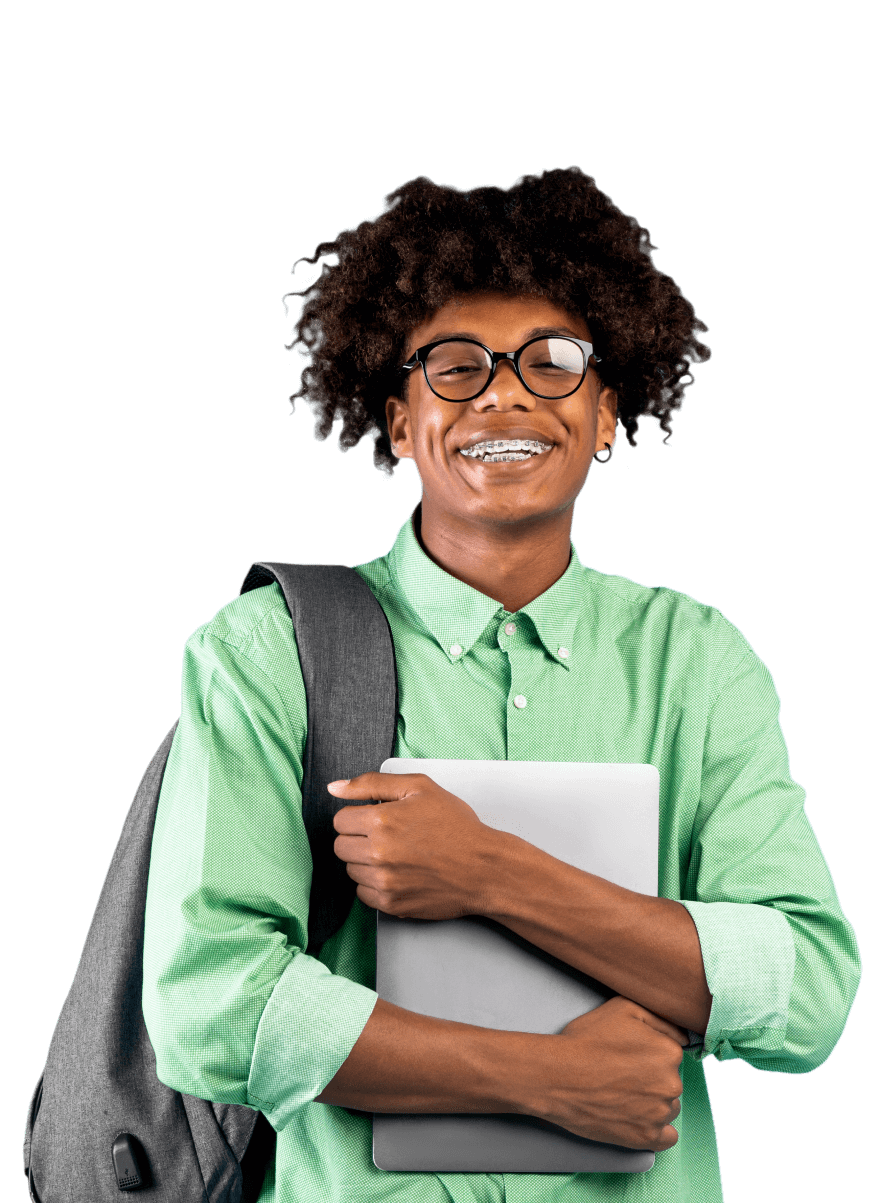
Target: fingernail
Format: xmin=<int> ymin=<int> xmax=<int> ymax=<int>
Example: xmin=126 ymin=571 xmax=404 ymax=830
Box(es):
xmin=327 ymin=780 xmax=350 ymax=793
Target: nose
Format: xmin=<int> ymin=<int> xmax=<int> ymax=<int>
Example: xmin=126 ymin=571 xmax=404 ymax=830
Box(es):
xmin=478 ymin=358 xmax=538 ymax=406
xmin=485 ymin=356 xmax=533 ymax=394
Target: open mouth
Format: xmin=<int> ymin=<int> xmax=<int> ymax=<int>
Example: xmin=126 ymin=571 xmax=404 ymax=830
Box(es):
xmin=461 ymin=445 xmax=557 ymax=466
xmin=460 ymin=439 xmax=553 ymax=464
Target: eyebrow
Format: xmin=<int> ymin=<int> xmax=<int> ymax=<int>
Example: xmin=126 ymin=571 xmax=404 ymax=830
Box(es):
xmin=415 ymin=325 xmax=584 ymax=348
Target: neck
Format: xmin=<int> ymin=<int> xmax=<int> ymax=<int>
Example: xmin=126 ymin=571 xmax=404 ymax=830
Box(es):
xmin=411 ymin=500 xmax=569 ymax=615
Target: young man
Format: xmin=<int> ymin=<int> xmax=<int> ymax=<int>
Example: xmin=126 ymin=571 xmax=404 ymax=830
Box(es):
xmin=142 ymin=170 xmax=859 ymax=1202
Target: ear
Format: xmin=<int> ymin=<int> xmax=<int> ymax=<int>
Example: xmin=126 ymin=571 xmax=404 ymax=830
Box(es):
xmin=384 ymin=392 xmax=413 ymax=457
xmin=595 ymin=385 xmax=618 ymax=456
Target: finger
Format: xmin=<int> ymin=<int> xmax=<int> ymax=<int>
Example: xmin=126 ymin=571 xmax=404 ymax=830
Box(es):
xmin=327 ymin=774 xmax=401 ymax=793
xmin=332 ymin=804 xmax=382 ymax=835
xmin=655 ymin=1124 xmax=679 ymax=1152
xmin=329 ymin=837 xmax=370 ymax=866
xmin=327 ymin=771 xmax=419 ymax=799
xmin=629 ymin=1005 xmax=689 ymax=1047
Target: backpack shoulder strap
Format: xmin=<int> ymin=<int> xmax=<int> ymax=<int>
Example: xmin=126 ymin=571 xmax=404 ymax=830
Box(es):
xmin=241 ymin=563 xmax=397 ymax=952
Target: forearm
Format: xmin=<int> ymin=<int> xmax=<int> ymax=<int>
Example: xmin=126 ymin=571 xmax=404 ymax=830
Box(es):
xmin=481 ymin=831 xmax=712 ymax=1035
xmin=316 ymin=997 xmax=538 ymax=1113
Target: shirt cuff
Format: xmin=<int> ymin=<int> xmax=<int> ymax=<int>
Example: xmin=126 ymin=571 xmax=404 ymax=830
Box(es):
xmin=246 ymin=952 xmax=378 ymax=1131
xmin=680 ymin=900 xmax=795 ymax=1060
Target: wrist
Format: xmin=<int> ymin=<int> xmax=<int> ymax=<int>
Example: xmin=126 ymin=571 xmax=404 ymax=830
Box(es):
xmin=473 ymin=826 xmax=547 ymax=922
xmin=477 ymin=1028 xmax=554 ymax=1117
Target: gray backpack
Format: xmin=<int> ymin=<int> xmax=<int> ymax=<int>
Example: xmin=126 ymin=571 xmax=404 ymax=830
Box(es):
xmin=24 ymin=564 xmax=397 ymax=1202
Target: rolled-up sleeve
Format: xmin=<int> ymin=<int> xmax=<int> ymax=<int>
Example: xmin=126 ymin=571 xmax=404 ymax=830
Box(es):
xmin=142 ymin=592 xmax=378 ymax=1132
xmin=680 ymin=641 xmax=860 ymax=1071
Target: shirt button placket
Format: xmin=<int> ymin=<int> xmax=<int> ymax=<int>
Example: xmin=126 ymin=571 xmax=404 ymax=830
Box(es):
xmin=505 ymin=625 xmax=526 ymax=707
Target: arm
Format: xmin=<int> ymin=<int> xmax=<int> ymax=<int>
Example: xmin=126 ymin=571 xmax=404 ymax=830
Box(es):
xmin=318 ymin=997 xmax=522 ymax=1114
xmin=317 ymin=994 xmax=688 ymax=1152
xmin=480 ymin=838 xmax=711 ymax=1034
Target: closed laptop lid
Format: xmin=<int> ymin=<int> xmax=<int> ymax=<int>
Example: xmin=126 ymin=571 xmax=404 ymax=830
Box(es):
xmin=373 ymin=759 xmax=659 ymax=1174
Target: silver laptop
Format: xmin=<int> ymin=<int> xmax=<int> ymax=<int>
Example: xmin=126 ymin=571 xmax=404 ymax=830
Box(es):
xmin=373 ymin=758 xmax=660 ymax=1174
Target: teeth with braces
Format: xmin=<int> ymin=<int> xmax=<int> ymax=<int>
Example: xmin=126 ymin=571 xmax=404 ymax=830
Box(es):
xmin=460 ymin=439 xmax=553 ymax=461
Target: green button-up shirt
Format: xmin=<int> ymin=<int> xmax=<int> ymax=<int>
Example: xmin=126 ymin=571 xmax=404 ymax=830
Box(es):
xmin=143 ymin=517 xmax=859 ymax=1203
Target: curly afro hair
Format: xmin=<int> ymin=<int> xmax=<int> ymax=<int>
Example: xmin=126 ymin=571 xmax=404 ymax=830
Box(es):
xmin=288 ymin=168 xmax=709 ymax=472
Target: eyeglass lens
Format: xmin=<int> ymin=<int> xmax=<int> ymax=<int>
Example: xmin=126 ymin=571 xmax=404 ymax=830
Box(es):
xmin=424 ymin=339 xmax=586 ymax=401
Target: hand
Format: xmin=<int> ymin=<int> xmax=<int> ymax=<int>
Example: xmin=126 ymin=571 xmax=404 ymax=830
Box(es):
xmin=329 ymin=772 xmax=500 ymax=920
xmin=529 ymin=996 xmax=687 ymax=1151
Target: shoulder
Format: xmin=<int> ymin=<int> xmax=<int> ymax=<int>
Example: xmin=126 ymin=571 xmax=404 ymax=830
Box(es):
xmin=582 ymin=564 xmax=757 ymax=686
xmin=191 ymin=581 xmax=293 ymax=651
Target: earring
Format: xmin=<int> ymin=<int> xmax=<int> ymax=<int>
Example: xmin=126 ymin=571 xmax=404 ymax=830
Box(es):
xmin=593 ymin=442 xmax=612 ymax=463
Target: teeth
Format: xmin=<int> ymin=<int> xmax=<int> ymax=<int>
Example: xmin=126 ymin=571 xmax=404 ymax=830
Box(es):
xmin=460 ymin=439 xmax=553 ymax=460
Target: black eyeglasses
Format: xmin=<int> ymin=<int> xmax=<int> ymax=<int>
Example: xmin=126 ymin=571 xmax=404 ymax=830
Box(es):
xmin=399 ymin=336 xmax=601 ymax=403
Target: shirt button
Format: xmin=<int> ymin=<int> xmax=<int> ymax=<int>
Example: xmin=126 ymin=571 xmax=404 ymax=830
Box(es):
xmin=558 ymin=647 xmax=571 ymax=659
xmin=513 ymin=694 xmax=527 ymax=709
xmin=449 ymin=643 xmax=463 ymax=657
xmin=504 ymin=622 xmax=517 ymax=636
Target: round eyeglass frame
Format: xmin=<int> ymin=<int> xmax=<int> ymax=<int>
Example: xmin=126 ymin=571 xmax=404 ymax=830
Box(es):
xmin=398 ymin=335 xmax=601 ymax=403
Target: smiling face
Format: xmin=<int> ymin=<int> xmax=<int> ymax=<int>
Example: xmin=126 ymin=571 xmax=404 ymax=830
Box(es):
xmin=386 ymin=292 xmax=618 ymax=537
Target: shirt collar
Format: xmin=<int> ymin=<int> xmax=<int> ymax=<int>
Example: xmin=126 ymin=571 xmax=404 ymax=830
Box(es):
xmin=387 ymin=514 xmax=584 ymax=669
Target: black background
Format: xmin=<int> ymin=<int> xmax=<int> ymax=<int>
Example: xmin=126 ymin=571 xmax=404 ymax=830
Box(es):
xmin=24 ymin=143 xmax=860 ymax=1203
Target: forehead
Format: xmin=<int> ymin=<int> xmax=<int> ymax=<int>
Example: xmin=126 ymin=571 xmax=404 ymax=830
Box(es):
xmin=407 ymin=292 xmax=591 ymax=351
